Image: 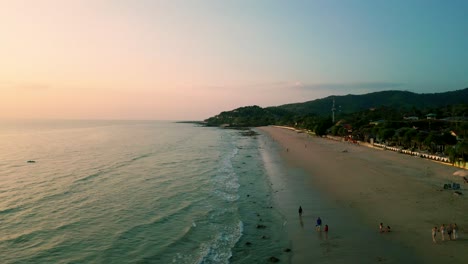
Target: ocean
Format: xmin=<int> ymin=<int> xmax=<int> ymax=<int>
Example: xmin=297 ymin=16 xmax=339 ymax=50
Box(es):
xmin=0 ymin=120 xmax=289 ymax=263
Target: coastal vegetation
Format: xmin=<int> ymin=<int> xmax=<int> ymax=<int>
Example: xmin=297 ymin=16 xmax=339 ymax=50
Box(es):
xmin=204 ymin=88 xmax=468 ymax=166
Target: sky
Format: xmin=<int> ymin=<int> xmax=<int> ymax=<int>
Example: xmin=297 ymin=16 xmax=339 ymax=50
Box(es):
xmin=0 ymin=0 xmax=467 ymax=120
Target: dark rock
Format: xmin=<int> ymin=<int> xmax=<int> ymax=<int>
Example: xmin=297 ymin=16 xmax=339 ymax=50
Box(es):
xmin=268 ymin=256 xmax=280 ymax=263
xmin=284 ymin=248 xmax=291 ymax=252
xmin=257 ymin=224 xmax=267 ymax=229
xmin=245 ymin=242 xmax=252 ymax=246
xmin=240 ymin=130 xmax=260 ymax=137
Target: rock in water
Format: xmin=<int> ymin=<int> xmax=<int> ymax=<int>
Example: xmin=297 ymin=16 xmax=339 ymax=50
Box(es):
xmin=268 ymin=256 xmax=280 ymax=263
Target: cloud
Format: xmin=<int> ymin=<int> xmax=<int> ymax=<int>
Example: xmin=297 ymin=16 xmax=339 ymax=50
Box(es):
xmin=0 ymin=81 xmax=51 ymax=91
xmin=202 ymin=81 xmax=293 ymax=91
xmin=15 ymin=84 xmax=50 ymax=90
xmin=202 ymin=81 xmax=405 ymax=93
xmin=299 ymin=82 xmax=405 ymax=92
xmin=0 ymin=81 xmax=13 ymax=87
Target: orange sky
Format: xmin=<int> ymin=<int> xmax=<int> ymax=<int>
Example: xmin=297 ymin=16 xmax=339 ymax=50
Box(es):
xmin=1 ymin=0 xmax=467 ymax=120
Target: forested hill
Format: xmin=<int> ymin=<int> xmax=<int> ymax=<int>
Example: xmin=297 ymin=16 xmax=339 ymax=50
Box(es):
xmin=278 ymin=88 xmax=468 ymax=116
xmin=204 ymin=88 xmax=468 ymax=127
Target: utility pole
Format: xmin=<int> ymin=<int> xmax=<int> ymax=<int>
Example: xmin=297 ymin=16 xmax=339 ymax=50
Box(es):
xmin=332 ymin=98 xmax=336 ymax=123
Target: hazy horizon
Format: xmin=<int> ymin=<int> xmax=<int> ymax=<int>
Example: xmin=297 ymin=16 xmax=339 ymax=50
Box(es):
xmin=1 ymin=0 xmax=467 ymax=120
xmin=1 ymin=87 xmax=467 ymax=122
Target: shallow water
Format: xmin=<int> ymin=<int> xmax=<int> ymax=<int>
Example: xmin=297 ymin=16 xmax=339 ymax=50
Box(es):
xmin=0 ymin=120 xmax=288 ymax=263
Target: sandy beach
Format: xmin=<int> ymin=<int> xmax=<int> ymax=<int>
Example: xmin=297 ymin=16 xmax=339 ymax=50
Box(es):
xmin=258 ymin=126 xmax=467 ymax=263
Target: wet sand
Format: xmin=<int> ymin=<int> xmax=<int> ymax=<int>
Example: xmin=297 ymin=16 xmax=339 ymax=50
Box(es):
xmin=259 ymin=126 xmax=468 ymax=263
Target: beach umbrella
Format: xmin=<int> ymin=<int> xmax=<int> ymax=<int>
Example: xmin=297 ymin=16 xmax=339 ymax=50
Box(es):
xmin=453 ymin=170 xmax=468 ymax=185
xmin=453 ymin=170 xmax=468 ymax=177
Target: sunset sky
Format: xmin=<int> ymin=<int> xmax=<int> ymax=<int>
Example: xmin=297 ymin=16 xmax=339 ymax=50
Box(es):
xmin=1 ymin=0 xmax=467 ymax=120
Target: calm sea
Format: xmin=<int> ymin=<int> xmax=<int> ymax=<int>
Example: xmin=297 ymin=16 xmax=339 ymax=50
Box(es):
xmin=0 ymin=120 xmax=289 ymax=264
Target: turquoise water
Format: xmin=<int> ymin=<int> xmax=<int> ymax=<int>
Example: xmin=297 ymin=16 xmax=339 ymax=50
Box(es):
xmin=0 ymin=121 xmax=288 ymax=263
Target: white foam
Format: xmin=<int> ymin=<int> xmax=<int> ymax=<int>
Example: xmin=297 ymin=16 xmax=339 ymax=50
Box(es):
xmin=212 ymin=145 xmax=241 ymax=202
xmin=196 ymin=220 xmax=243 ymax=264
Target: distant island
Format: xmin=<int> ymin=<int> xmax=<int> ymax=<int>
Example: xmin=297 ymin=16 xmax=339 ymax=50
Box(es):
xmin=204 ymin=88 xmax=468 ymax=167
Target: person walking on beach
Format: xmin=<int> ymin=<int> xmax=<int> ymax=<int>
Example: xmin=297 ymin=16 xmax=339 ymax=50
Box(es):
xmin=432 ymin=226 xmax=438 ymax=243
xmin=453 ymin=223 xmax=458 ymax=240
xmin=446 ymin=224 xmax=452 ymax=241
xmin=298 ymin=206 xmax=303 ymax=216
xmin=440 ymin=224 xmax=445 ymax=241
xmin=324 ymin=224 xmax=329 ymax=240
xmin=316 ymin=217 xmax=322 ymax=231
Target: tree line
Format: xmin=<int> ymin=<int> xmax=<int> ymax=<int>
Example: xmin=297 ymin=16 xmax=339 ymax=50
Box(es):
xmin=204 ymin=104 xmax=468 ymax=167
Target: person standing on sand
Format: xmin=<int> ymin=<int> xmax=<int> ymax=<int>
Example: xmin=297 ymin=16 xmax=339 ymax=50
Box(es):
xmin=298 ymin=206 xmax=303 ymax=216
xmin=379 ymin=223 xmax=384 ymax=233
xmin=432 ymin=226 xmax=438 ymax=243
xmin=440 ymin=224 xmax=445 ymax=241
xmin=446 ymin=224 xmax=452 ymax=241
xmin=316 ymin=217 xmax=322 ymax=231
xmin=453 ymin=223 xmax=458 ymax=240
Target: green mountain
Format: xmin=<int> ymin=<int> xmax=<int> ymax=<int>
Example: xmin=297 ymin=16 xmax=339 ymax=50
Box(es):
xmin=204 ymin=88 xmax=468 ymax=127
xmin=278 ymin=88 xmax=468 ymax=116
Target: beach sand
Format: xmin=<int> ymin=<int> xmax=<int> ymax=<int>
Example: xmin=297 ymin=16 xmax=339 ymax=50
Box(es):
xmin=258 ymin=126 xmax=467 ymax=263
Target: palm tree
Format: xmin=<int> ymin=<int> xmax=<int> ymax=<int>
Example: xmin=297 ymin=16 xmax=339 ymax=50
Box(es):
xmin=449 ymin=140 xmax=468 ymax=167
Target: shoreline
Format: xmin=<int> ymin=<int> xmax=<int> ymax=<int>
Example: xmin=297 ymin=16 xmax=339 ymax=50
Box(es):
xmin=258 ymin=126 xmax=468 ymax=263
xmin=272 ymin=125 xmax=466 ymax=169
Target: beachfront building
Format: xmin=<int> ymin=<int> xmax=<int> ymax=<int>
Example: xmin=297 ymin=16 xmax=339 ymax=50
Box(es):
xmin=369 ymin=120 xmax=385 ymax=126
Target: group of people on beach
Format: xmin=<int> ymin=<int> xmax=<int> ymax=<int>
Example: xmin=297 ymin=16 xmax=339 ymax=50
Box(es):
xmin=432 ymin=223 xmax=459 ymax=243
xmin=298 ymin=206 xmax=329 ymax=233
xmin=379 ymin=223 xmax=391 ymax=233
xmin=315 ymin=216 xmax=329 ymax=232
